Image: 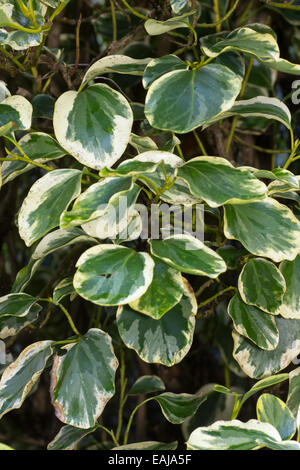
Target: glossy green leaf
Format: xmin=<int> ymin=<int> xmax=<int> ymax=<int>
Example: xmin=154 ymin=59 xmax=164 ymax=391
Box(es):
xmin=81 ymin=55 xmax=151 ymax=88
xmin=112 ymin=441 xmax=178 ymax=450
xmin=224 ymin=198 xmax=300 ymax=262
xmin=129 ymin=258 xmax=185 ymax=319
xmin=0 ymin=341 xmax=54 ymax=419
xmin=32 ymin=227 xmax=96 ymax=260
xmin=53 ymin=277 xmax=75 ymax=304
xmin=127 ymin=151 xmax=201 ymax=205
xmin=200 ymin=24 xmax=300 ymax=75
xmin=73 ymin=245 xmax=154 ymax=306
xmin=177 ymin=157 xmax=267 ymax=207
xmin=257 ymin=393 xmax=296 ymax=440
xmin=240 ymin=374 xmax=289 ymax=407
xmin=60 ymin=177 xmax=132 ymax=229
xmin=32 ymin=94 xmax=55 ymax=119
xmin=112 ymin=209 xmax=143 ymax=244
xmin=149 ymin=234 xmax=227 ymax=278
xmin=143 ymin=55 xmax=187 ymax=88
xmin=0 ymin=304 xmax=41 ymax=340
xmin=18 ymin=169 xmax=82 ymax=246
xmin=202 ymin=97 xmax=292 ymax=130
xmin=233 ymin=316 xmax=300 ymax=379
xmin=54 ymin=84 xmax=133 ymax=170
xmin=144 ymin=11 xmax=196 ymax=35
xmin=144 ymin=64 xmax=242 ymax=133
xmin=200 ymin=24 xmax=279 ymax=60
xmin=228 ymin=294 xmax=279 ymax=350
xmin=0 ymin=95 xmax=32 ymax=130
xmin=1 ymin=133 xmax=66 ymax=185
xmin=187 ymin=419 xmax=300 ymax=450
xmin=0 ymin=293 xmax=38 ymax=318
xmin=99 ymin=158 xmax=161 ymax=178
xmin=116 ymin=278 xmax=197 ymax=366
xmin=129 ymin=133 xmax=158 ymax=153
xmin=51 ymin=329 xmax=118 ymax=429
xmin=153 ymin=392 xmax=207 ymax=424
xmin=1 ymin=29 xmax=42 ymax=50
xmin=238 ymin=258 xmax=286 ymax=314
xmin=128 ymin=375 xmax=166 ymax=396
xmin=48 ymin=425 xmax=97 ymax=450
xmin=279 ymin=254 xmax=300 ymax=319
xmin=287 ymin=367 xmax=300 ymax=434
xmin=11 ymin=258 xmax=42 ymax=293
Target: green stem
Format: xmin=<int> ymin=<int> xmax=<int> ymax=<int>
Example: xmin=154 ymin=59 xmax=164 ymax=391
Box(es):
xmin=197 ymin=286 xmax=237 ymax=312
xmin=226 ymin=58 xmax=253 ymax=154
xmin=123 ymin=397 xmax=154 ymax=445
xmin=197 ymin=0 xmax=240 ymax=28
xmin=98 ymin=425 xmax=119 ymax=447
xmin=109 ymin=0 xmax=117 ymax=42
xmin=193 ymin=130 xmax=207 ymax=155
xmin=28 ymin=0 xmax=38 ymax=26
xmin=261 ymin=0 xmax=300 ymax=10
xmin=283 ymin=128 xmax=299 ymax=169
xmin=138 ymin=175 xmax=161 ymax=196
xmin=234 ymin=135 xmax=290 ymax=155
xmin=116 ymin=350 xmax=127 ymax=442
xmin=39 ymin=298 xmax=82 ymax=337
xmin=213 ymin=0 xmax=221 ymax=32
xmin=176 ymin=143 xmax=184 ymax=159
xmin=4 ymin=135 xmax=53 ymax=171
xmin=49 ymin=0 xmax=71 ymax=22
xmin=120 ymin=0 xmax=148 ymax=21
xmin=0 ymin=46 xmax=25 ymax=70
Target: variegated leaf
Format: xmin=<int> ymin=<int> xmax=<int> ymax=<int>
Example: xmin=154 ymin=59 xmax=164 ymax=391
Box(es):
xmin=80 ymin=184 xmax=141 ymax=240
xmin=53 ymin=277 xmax=75 ymax=304
xmin=153 ymin=392 xmax=207 ymax=424
xmin=99 ymin=158 xmax=161 ymax=178
xmin=81 ymin=55 xmax=151 ymax=88
xmin=0 ymin=95 xmax=32 ymax=130
xmin=143 ymin=55 xmax=187 ymax=88
xmin=116 ymin=278 xmax=196 ymax=366
xmin=60 ymin=177 xmax=132 ymax=229
xmin=144 ymin=11 xmax=196 ymax=35
xmin=178 ymin=157 xmax=267 ymax=207
xmin=53 ymin=84 xmax=133 ymax=170
xmin=202 ymin=97 xmax=292 ymax=130
xmin=233 ymin=317 xmax=300 ymax=379
xmin=48 ymin=425 xmax=97 ymax=450
xmin=144 ymin=64 xmax=242 ymax=133
xmin=257 ymin=393 xmax=296 ymax=440
xmin=32 ymin=227 xmax=96 ymax=260
xmin=0 ymin=341 xmax=54 ymax=419
xmin=18 ymin=169 xmax=82 ymax=246
xmin=224 ymin=198 xmax=300 ymax=262
xmin=187 ymin=419 xmax=300 ymax=450
xmin=112 ymin=441 xmax=178 ymax=450
xmin=279 ymin=254 xmax=300 ymax=319
xmin=129 ymin=258 xmax=185 ymax=319
xmin=1 ymin=133 xmax=66 ymax=185
xmin=228 ymin=294 xmax=279 ymax=351
xmin=287 ymin=367 xmax=300 ymax=434
xmin=50 ymin=329 xmax=118 ymax=429
xmin=128 ymin=375 xmax=165 ymax=395
xmin=149 ymin=234 xmax=227 ymax=278
xmin=238 ymin=258 xmax=286 ymax=314
xmin=0 ymin=304 xmax=40 ymax=340
xmin=73 ymin=245 xmax=154 ymax=306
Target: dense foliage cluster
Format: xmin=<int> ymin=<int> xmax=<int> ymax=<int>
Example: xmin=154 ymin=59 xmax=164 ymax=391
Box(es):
xmin=0 ymin=0 xmax=299 ymax=450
